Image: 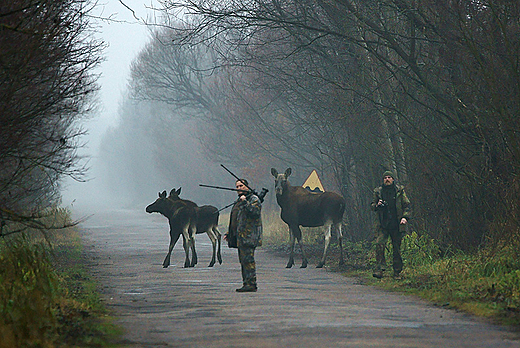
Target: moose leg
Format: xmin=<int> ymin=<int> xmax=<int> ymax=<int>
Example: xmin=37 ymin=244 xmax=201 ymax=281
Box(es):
xmin=190 ymin=233 xmax=199 ymax=267
xmin=163 ymin=231 xmax=181 ymax=268
xmin=182 ymin=233 xmax=191 ymax=268
xmin=188 ymin=224 xmax=198 ymax=267
xmin=214 ymin=227 xmax=222 ymax=265
xmin=189 ymin=239 xmax=197 ymax=267
xmin=286 ymin=231 xmax=296 ymax=268
xmin=297 ymin=237 xmax=308 ymax=268
xmin=293 ymin=225 xmax=308 ymax=268
xmin=317 ymin=224 xmax=332 ymax=268
xmin=206 ymin=229 xmax=217 ymax=267
xmin=337 ymin=223 xmax=345 ymax=266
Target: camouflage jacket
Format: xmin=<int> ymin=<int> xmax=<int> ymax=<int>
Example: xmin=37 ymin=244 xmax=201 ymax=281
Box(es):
xmin=371 ymin=184 xmax=411 ymax=232
xmin=235 ymin=193 xmax=263 ymax=248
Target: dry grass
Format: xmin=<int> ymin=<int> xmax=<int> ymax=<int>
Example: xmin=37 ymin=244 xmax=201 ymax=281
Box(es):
xmin=219 ymin=208 xmax=330 ymax=265
xmin=0 ymin=208 xmax=120 ymax=348
xmin=261 ymin=210 xmax=326 ymax=246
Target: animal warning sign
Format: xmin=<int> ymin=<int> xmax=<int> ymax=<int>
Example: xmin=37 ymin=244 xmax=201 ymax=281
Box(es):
xmin=302 ymin=170 xmax=324 ymax=192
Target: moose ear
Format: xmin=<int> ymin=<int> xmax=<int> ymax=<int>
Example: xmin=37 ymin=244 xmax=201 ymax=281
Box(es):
xmin=160 ymin=190 xmax=167 ymax=198
xmin=176 ymin=187 xmax=182 ymax=195
xmin=285 ymin=168 xmax=292 ymax=178
xmin=169 ymin=188 xmax=176 ymax=196
xmin=271 ymin=168 xmax=278 ymax=177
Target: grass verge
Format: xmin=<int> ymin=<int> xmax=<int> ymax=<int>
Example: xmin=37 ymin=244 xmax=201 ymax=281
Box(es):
xmin=0 ymin=209 xmax=121 ymax=348
xmin=361 ymin=234 xmax=520 ymax=327
xmin=261 ymin=213 xmax=520 ymax=328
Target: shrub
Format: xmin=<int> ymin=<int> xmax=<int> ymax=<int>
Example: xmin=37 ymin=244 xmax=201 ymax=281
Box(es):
xmin=0 ymin=238 xmax=58 ymax=347
xmin=400 ymin=231 xmax=442 ymax=267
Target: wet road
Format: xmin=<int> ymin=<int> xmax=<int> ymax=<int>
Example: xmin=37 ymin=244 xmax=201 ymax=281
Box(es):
xmin=80 ymin=209 xmax=520 ymax=347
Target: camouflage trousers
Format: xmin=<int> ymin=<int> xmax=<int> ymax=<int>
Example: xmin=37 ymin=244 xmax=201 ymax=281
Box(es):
xmin=238 ymin=246 xmax=257 ymax=287
xmin=374 ymin=228 xmax=403 ymax=274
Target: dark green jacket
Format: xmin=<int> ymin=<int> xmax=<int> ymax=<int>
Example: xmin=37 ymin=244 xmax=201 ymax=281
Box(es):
xmin=371 ymin=184 xmax=411 ymax=232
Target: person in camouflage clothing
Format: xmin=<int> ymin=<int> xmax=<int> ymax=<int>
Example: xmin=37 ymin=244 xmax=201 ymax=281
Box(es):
xmin=227 ymin=178 xmax=263 ymax=292
xmin=371 ymin=170 xmax=411 ymax=279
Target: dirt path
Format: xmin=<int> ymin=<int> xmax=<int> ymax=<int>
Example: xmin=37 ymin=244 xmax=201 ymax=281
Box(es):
xmin=80 ymin=209 xmax=520 ymax=347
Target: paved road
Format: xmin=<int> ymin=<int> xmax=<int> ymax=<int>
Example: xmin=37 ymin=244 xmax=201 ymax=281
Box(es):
xmin=80 ymin=209 xmax=520 ymax=347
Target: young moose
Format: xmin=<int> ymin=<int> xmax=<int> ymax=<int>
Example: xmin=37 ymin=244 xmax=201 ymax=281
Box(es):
xmin=168 ymin=188 xmax=222 ymax=267
xmin=271 ymin=168 xmax=346 ymax=268
xmin=146 ymin=191 xmax=197 ymax=268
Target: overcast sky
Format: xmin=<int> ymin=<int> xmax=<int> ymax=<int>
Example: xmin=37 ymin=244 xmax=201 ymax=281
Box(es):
xmin=61 ymin=1 xmax=159 ymax=209
xmin=88 ymin=0 xmax=158 ymax=151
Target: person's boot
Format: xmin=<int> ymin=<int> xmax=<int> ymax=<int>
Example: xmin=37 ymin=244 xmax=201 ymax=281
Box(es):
xmin=236 ymin=284 xmax=257 ymax=292
xmin=372 ymin=270 xmax=384 ymax=279
xmin=373 ymin=264 xmax=385 ymax=279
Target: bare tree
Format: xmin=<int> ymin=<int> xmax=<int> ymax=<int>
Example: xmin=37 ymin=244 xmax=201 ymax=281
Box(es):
xmin=135 ymin=0 xmax=520 ymax=248
xmin=130 ymin=5 xmax=386 ymax=238
xmin=0 ymin=0 xmax=103 ymax=234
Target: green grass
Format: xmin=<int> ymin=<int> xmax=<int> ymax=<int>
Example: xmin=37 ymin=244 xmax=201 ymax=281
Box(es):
xmin=0 ymin=208 xmax=121 ymax=348
xmin=262 ymin=214 xmax=520 ymax=328
xmin=352 ymin=234 xmax=520 ymax=327
xmin=393 ymin=238 xmax=520 ymax=325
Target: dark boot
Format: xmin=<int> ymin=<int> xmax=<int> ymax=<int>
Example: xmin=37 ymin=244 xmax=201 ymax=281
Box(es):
xmin=236 ymin=284 xmax=257 ymax=292
xmin=372 ymin=263 xmax=386 ymax=279
xmin=372 ymin=270 xmax=384 ymax=279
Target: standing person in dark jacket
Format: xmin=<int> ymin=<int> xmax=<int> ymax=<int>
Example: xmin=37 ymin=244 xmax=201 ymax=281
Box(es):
xmin=371 ymin=170 xmax=411 ymax=279
xmin=226 ymin=178 xmax=263 ymax=292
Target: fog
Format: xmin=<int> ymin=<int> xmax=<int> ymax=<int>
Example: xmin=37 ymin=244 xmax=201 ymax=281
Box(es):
xmin=60 ymin=1 xmax=235 ymax=216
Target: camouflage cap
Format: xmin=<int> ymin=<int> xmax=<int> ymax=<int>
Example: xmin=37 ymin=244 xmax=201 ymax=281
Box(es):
xmin=382 ymin=170 xmax=395 ymax=179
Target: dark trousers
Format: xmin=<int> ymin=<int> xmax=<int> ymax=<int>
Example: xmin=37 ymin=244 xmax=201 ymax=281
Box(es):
xmin=238 ymin=246 xmax=257 ymax=287
xmin=375 ymin=228 xmax=403 ymax=274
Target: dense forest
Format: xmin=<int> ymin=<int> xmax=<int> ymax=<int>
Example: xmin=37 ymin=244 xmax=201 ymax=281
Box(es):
xmin=100 ymin=1 xmax=520 ymax=253
xmin=2 ymin=0 xmax=519 ymax=255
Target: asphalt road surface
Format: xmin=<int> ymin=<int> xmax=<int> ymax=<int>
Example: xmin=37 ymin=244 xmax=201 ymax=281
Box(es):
xmin=79 ymin=208 xmax=520 ymax=348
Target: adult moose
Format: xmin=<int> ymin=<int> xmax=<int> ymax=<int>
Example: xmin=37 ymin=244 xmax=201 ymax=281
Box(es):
xmin=168 ymin=188 xmax=222 ymax=267
xmin=271 ymin=168 xmax=346 ymax=268
xmin=146 ymin=191 xmax=198 ymax=268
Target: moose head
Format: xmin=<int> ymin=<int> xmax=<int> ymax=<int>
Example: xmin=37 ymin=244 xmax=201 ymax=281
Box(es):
xmin=145 ymin=190 xmax=170 ymax=214
xmin=271 ymin=168 xmax=292 ymax=196
xmin=169 ymin=187 xmax=182 ymax=200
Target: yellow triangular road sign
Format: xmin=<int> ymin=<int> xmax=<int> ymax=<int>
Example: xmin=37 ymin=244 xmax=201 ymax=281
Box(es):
xmin=302 ymin=170 xmax=324 ymax=192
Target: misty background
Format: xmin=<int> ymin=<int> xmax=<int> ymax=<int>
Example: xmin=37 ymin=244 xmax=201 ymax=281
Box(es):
xmin=60 ymin=1 xmax=260 ymax=213
xmin=54 ymin=1 xmax=520 ymax=251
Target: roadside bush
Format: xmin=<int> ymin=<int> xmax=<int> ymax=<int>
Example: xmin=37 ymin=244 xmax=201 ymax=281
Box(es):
xmin=0 ymin=238 xmax=58 ymax=347
xmin=400 ymin=231 xmax=442 ymax=267
xmin=0 ymin=218 xmax=119 ymax=347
